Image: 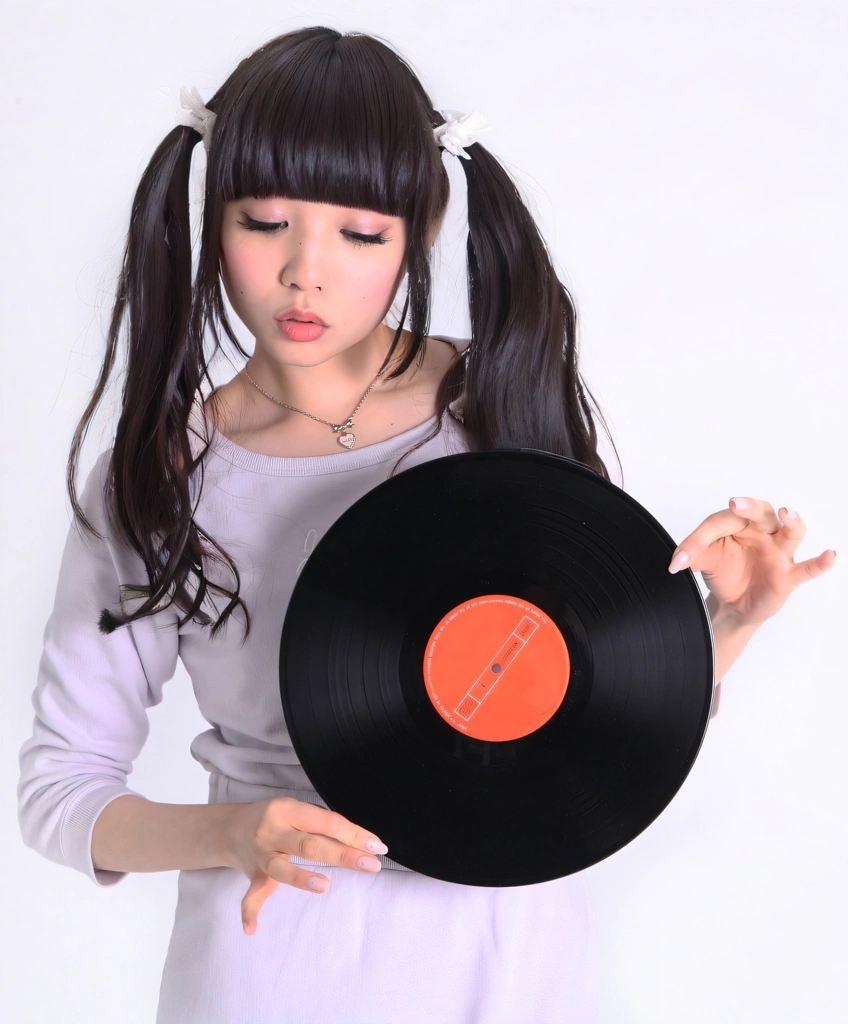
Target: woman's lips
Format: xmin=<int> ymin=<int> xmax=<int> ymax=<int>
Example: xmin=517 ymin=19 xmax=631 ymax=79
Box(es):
xmin=276 ymin=319 xmax=327 ymax=342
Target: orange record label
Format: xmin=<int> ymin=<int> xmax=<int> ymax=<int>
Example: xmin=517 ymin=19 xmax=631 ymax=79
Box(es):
xmin=423 ymin=594 xmax=570 ymax=741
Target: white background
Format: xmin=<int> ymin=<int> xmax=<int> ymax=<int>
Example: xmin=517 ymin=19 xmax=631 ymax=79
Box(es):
xmin=2 ymin=2 xmax=846 ymax=1022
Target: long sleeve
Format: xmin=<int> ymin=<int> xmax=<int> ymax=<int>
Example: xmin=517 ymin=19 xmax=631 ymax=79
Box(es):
xmin=17 ymin=451 xmax=180 ymax=887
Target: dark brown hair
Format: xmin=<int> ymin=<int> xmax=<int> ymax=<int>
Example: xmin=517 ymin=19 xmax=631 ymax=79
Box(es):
xmin=68 ymin=25 xmax=617 ymax=644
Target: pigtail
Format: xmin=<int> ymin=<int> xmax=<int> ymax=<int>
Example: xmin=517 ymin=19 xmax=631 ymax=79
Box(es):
xmin=67 ymin=118 xmax=251 ymax=642
xmin=65 ymin=26 xmax=618 ymax=641
xmin=456 ymin=140 xmax=617 ymax=480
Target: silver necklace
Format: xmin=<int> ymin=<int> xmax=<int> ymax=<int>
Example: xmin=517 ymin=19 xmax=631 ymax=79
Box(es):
xmin=242 ymin=364 xmax=387 ymax=450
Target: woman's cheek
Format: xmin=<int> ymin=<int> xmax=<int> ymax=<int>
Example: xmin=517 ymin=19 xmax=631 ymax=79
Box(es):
xmin=221 ymin=244 xmax=268 ymax=296
xmin=355 ymin=261 xmax=406 ymax=311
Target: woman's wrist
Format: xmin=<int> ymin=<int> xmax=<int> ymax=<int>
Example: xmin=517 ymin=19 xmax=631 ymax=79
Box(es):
xmin=706 ymin=592 xmax=761 ymax=688
xmin=91 ymin=795 xmax=243 ymax=874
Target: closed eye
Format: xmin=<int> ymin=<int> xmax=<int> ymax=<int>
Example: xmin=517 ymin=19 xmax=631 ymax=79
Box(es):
xmin=238 ymin=217 xmax=284 ymax=233
xmin=237 ymin=218 xmax=389 ymax=246
xmin=343 ymin=230 xmax=390 ymax=247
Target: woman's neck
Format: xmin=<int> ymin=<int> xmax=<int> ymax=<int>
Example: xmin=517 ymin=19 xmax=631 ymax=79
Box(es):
xmin=205 ymin=333 xmax=458 ymax=458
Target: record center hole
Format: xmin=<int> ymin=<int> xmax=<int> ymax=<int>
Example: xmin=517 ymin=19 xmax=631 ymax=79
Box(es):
xmin=491 ymin=664 xmax=501 ymax=672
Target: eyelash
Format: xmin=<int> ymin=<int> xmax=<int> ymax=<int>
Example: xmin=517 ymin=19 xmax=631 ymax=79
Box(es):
xmin=238 ymin=219 xmax=389 ymax=247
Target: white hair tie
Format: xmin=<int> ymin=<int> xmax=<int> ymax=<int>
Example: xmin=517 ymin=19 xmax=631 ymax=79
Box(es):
xmin=433 ymin=109 xmax=491 ymax=159
xmin=176 ymin=86 xmax=217 ymax=152
xmin=174 ymin=89 xmax=490 ymax=162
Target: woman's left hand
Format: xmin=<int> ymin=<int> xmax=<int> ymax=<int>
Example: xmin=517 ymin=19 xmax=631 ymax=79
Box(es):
xmin=668 ymin=496 xmax=837 ymax=629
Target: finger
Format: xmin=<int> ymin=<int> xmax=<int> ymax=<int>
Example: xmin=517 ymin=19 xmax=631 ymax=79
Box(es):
xmin=288 ymin=829 xmax=384 ymax=874
xmin=669 ymin=508 xmax=745 ymax=573
xmin=241 ymin=871 xmax=281 ymax=935
xmin=789 ymin=549 xmax=837 ymax=587
xmin=264 ymin=852 xmax=334 ymax=894
xmin=669 ymin=498 xmax=784 ymax=574
xmin=280 ymin=799 xmax=389 ymax=857
xmin=774 ymin=506 xmax=807 ymax=555
xmin=242 ymin=860 xmax=332 ymax=935
xmin=728 ymin=497 xmax=781 ymax=534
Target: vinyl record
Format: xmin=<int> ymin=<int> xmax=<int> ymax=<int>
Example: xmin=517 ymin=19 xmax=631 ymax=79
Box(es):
xmin=279 ymin=449 xmax=714 ymax=886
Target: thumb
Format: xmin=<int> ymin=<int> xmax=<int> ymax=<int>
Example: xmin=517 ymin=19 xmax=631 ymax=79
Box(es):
xmin=241 ymin=871 xmax=280 ymax=936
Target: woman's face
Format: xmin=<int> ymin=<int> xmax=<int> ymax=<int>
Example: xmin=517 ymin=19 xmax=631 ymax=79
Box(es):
xmin=219 ymin=196 xmax=408 ymax=363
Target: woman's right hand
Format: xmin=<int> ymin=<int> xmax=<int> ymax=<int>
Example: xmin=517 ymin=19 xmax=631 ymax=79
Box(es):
xmin=223 ymin=797 xmax=389 ymax=935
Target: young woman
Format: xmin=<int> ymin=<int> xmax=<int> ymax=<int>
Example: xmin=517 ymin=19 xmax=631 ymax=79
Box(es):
xmin=17 ymin=25 xmax=835 ymax=1024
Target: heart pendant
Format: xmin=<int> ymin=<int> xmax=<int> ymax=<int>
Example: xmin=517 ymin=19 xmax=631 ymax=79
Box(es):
xmin=338 ymin=432 xmax=356 ymax=449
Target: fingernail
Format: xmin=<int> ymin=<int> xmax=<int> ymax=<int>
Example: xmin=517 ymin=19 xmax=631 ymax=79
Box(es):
xmin=308 ymin=876 xmax=329 ymax=892
xmin=731 ymin=497 xmax=747 ymax=510
xmin=365 ymin=839 xmax=389 ymax=855
xmin=243 ymin=921 xmax=254 ymax=935
xmin=669 ymin=551 xmax=689 ymax=574
xmin=358 ymin=856 xmax=382 ymax=872
xmin=784 ymin=507 xmax=798 ymax=519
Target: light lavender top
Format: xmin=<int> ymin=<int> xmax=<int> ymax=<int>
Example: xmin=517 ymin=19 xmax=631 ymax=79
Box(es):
xmin=17 ymin=394 xmax=471 ymax=885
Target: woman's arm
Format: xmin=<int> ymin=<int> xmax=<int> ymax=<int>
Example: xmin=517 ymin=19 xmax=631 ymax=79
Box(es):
xmin=91 ymin=795 xmax=238 ymax=873
xmin=707 ymin=592 xmax=761 ymax=718
xmin=708 ymin=592 xmax=760 ymax=684
xmin=670 ymin=497 xmax=836 ymax=719
xmin=17 ymin=451 xmax=181 ymax=887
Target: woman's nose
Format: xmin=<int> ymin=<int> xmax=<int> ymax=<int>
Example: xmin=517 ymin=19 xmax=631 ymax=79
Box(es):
xmin=279 ymin=230 xmax=324 ymax=290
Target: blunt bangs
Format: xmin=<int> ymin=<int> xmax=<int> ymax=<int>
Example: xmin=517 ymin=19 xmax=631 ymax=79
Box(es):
xmin=209 ymin=32 xmax=442 ymax=220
